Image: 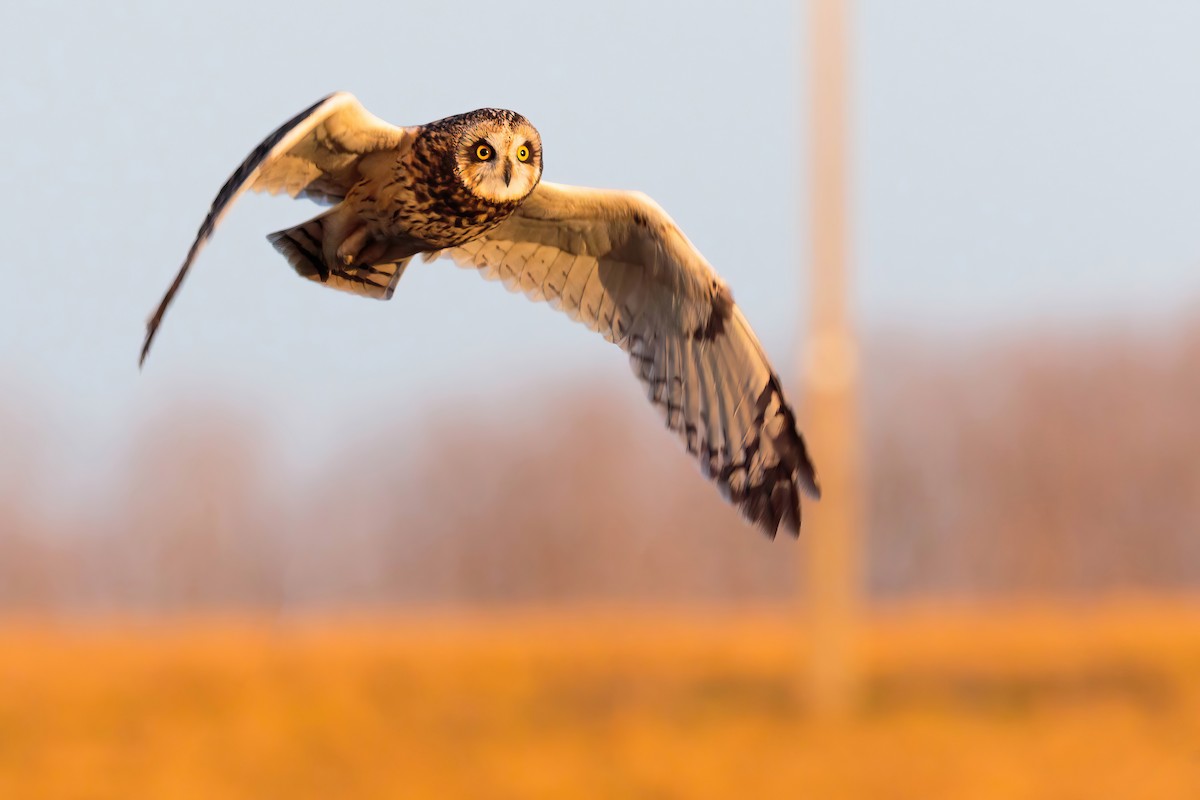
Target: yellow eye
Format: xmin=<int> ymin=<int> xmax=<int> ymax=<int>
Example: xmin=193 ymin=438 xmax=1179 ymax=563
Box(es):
xmin=475 ymin=144 xmax=492 ymax=161
xmin=517 ymin=145 xmax=531 ymax=162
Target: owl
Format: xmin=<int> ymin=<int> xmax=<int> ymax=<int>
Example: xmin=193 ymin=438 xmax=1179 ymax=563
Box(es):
xmin=141 ymin=93 xmax=820 ymax=538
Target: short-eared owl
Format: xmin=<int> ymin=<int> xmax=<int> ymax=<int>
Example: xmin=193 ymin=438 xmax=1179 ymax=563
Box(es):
xmin=141 ymin=93 xmax=819 ymax=538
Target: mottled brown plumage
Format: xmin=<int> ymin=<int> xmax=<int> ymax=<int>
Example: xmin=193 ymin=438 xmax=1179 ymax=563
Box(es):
xmin=349 ymin=108 xmax=538 ymax=250
xmin=265 ymin=106 xmax=543 ymax=303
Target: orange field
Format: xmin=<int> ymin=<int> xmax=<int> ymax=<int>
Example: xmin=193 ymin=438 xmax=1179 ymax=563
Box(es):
xmin=1 ymin=602 xmax=1199 ymax=799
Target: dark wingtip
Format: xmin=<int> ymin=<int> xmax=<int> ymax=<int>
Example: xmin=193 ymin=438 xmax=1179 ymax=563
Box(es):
xmin=799 ymin=456 xmax=822 ymax=501
xmin=139 ymin=304 xmax=165 ymax=369
xmin=139 ymin=269 xmax=180 ymax=370
xmin=138 ymin=332 xmax=152 ymax=369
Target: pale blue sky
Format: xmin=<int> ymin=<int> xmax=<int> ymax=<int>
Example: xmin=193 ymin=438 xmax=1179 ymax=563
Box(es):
xmin=2 ymin=1 xmax=1199 ymax=497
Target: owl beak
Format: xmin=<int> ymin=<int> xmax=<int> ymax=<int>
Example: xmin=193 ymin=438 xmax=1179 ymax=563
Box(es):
xmin=503 ymin=160 xmax=513 ymax=186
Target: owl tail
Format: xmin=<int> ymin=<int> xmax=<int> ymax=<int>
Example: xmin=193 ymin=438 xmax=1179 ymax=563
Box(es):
xmin=267 ymin=211 xmax=415 ymax=300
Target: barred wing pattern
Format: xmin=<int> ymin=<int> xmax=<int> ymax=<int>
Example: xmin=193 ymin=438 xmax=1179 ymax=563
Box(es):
xmin=431 ymin=182 xmax=820 ymax=537
xmin=140 ymin=92 xmax=415 ymax=365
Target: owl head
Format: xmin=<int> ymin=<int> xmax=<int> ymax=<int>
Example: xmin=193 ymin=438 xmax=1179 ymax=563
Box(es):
xmin=450 ymin=109 xmax=543 ymax=204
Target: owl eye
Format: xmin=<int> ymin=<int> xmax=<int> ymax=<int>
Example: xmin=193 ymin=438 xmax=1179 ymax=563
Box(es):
xmin=516 ymin=144 xmax=531 ymax=163
xmin=474 ymin=143 xmax=493 ymax=161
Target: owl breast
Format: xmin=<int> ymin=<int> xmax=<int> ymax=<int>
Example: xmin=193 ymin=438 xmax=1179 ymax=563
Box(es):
xmin=349 ymin=129 xmax=523 ymax=251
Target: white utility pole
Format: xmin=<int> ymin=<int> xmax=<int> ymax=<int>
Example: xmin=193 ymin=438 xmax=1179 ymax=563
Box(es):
xmin=804 ymin=0 xmax=862 ymax=717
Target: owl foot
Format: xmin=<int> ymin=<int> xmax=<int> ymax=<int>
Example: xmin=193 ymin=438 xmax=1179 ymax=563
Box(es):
xmin=336 ymin=226 xmax=371 ymax=266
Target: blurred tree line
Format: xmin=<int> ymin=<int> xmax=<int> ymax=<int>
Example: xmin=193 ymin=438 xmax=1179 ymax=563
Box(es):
xmin=0 ymin=319 xmax=1197 ymax=612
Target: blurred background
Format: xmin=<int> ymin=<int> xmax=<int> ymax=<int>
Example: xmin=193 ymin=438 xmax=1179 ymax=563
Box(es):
xmin=2 ymin=1 xmax=1199 ymax=797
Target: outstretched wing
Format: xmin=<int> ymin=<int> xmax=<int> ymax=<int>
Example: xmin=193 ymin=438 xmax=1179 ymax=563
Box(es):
xmin=140 ymin=92 xmax=415 ymax=366
xmin=431 ymin=181 xmax=820 ymax=538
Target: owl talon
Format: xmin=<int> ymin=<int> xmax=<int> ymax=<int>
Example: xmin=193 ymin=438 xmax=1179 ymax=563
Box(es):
xmin=337 ymin=226 xmax=371 ymax=266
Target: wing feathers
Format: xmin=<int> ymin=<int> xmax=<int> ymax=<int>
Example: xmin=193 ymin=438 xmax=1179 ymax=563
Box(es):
xmin=141 ymin=93 xmax=412 ymax=366
xmin=435 ymin=181 xmax=819 ymax=537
